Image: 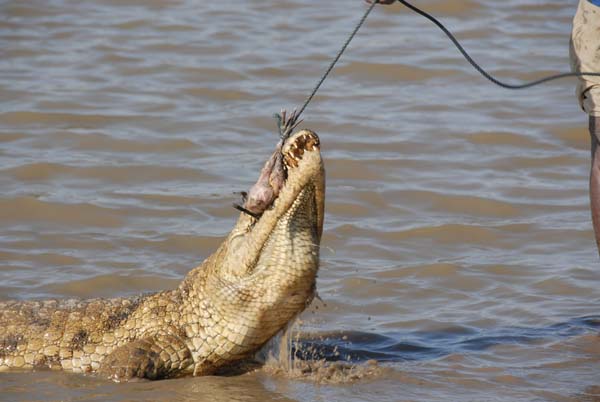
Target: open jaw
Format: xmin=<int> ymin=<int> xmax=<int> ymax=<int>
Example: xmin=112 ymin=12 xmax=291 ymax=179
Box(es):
xmin=221 ymin=129 xmax=325 ymax=277
xmin=271 ymin=128 xmax=324 ymax=237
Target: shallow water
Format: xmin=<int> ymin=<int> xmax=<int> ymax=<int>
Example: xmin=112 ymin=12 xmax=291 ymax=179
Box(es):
xmin=1 ymin=0 xmax=599 ymax=400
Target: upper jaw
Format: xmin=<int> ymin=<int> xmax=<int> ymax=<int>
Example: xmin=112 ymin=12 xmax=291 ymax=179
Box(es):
xmin=222 ymin=129 xmax=325 ymax=277
xmin=282 ymin=130 xmax=321 ymax=170
xmin=282 ymin=129 xmax=325 ymax=240
xmin=254 ymin=129 xmax=324 ymax=238
xmin=238 ymin=129 xmax=322 ymax=219
xmin=238 ymin=129 xmax=324 ymax=228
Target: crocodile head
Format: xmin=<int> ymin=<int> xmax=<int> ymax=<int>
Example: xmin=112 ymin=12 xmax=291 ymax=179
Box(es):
xmin=196 ymin=129 xmax=325 ymax=353
xmin=219 ymin=128 xmax=324 ymax=283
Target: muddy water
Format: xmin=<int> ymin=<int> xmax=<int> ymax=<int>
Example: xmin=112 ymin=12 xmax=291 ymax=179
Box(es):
xmin=1 ymin=0 xmax=599 ymax=400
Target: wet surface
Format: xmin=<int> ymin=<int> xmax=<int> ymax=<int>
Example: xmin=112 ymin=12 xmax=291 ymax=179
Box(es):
xmin=1 ymin=0 xmax=600 ymax=401
xmin=295 ymin=316 xmax=600 ymax=363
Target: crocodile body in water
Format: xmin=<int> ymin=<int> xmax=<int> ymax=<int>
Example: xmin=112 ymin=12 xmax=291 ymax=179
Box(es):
xmin=0 ymin=129 xmax=325 ymax=381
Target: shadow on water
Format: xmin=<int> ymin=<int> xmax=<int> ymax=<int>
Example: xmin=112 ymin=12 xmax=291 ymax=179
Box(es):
xmin=293 ymin=316 xmax=600 ymax=363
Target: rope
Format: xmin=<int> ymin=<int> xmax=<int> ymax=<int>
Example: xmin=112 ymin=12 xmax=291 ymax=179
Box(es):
xmin=276 ymin=0 xmax=600 ymax=136
xmin=296 ymin=0 xmax=380 ymax=119
xmin=276 ymin=0 xmax=380 ymax=139
xmin=397 ymin=0 xmax=600 ymax=89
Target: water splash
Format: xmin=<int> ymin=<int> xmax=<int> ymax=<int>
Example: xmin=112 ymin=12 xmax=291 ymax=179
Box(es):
xmin=257 ymin=318 xmax=384 ymax=384
xmin=255 ymin=315 xmax=600 ymax=384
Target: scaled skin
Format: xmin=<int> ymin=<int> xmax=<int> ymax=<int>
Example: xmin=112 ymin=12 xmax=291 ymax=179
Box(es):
xmin=0 ymin=129 xmax=325 ymax=381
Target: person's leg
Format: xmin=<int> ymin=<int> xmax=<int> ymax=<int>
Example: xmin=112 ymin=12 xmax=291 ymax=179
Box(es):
xmin=572 ymin=0 xmax=600 ymax=255
xmin=590 ymin=116 xmax=600 ymax=254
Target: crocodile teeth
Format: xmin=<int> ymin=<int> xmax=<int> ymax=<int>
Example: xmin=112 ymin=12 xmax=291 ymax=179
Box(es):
xmin=284 ymin=154 xmax=298 ymax=168
xmin=283 ymin=131 xmax=320 ymax=169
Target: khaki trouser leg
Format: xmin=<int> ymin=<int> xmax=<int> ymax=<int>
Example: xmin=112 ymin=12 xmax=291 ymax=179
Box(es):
xmin=571 ymin=0 xmax=600 ymax=116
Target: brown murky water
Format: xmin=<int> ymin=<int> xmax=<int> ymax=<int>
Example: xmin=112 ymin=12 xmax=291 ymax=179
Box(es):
xmin=1 ymin=0 xmax=600 ymax=400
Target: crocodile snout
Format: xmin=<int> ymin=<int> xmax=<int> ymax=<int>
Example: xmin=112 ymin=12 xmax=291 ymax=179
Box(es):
xmin=283 ymin=130 xmax=320 ymax=169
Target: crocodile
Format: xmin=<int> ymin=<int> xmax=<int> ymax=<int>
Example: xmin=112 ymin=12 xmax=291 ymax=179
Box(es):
xmin=0 ymin=129 xmax=325 ymax=381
